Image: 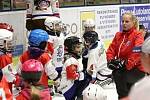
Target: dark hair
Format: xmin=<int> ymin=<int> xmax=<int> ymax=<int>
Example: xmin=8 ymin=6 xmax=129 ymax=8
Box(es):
xmin=139 ymin=24 xmax=145 ymax=30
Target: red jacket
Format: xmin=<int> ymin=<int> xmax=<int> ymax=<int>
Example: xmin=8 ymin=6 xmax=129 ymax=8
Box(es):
xmin=106 ymin=27 xmax=145 ymax=72
xmin=0 ymin=77 xmax=13 ymax=100
xmin=16 ymin=85 xmax=52 ymax=100
xmin=20 ymin=51 xmax=51 ymax=86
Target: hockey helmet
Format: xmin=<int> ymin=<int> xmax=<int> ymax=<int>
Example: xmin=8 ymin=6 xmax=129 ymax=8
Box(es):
xmin=21 ymin=59 xmax=43 ymax=83
xmin=83 ymin=83 xmax=107 ymax=100
xmin=83 ymin=31 xmax=98 ymax=46
xmin=0 ymin=29 xmax=14 ymax=53
xmin=0 ymin=23 xmax=14 ymax=32
xmin=64 ymin=36 xmax=82 ymax=54
xmin=44 ymin=16 xmax=62 ymax=32
xmin=84 ymin=19 xmax=95 ymax=28
xmin=28 ymin=29 xmax=49 ymax=47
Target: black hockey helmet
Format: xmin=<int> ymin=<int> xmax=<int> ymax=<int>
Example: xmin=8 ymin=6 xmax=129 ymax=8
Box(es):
xmin=64 ymin=36 xmax=82 ymax=52
xmin=83 ymin=31 xmax=98 ymax=44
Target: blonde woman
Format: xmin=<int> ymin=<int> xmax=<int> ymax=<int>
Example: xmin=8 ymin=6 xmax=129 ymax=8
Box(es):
xmin=106 ymin=12 xmax=145 ymax=100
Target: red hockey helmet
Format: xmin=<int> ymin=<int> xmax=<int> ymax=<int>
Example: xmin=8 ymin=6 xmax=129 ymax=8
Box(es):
xmin=0 ymin=23 xmax=14 ymax=32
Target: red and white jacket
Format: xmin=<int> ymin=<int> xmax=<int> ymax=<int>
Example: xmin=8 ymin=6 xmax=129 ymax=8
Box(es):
xmin=106 ymin=27 xmax=145 ymax=72
xmin=0 ymin=76 xmax=13 ymax=100
xmin=16 ymin=51 xmax=58 ymax=86
xmin=0 ymin=53 xmax=17 ymax=93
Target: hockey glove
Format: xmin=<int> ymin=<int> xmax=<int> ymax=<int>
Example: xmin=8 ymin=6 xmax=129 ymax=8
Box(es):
xmin=107 ymin=59 xmax=125 ymax=70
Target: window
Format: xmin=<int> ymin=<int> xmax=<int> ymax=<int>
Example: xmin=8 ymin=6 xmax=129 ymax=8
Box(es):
xmin=60 ymin=0 xmax=84 ymax=7
xmin=121 ymin=0 xmax=149 ymax=3
xmin=13 ymin=0 xmax=26 ymax=9
xmin=0 ymin=0 xmax=11 ymax=11
xmin=60 ymin=0 xmax=120 ymax=7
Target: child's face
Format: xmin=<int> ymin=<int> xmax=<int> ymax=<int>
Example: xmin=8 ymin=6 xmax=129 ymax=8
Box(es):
xmin=74 ymin=44 xmax=82 ymax=56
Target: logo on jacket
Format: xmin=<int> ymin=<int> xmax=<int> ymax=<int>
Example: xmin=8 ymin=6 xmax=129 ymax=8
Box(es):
xmin=126 ymin=41 xmax=131 ymax=46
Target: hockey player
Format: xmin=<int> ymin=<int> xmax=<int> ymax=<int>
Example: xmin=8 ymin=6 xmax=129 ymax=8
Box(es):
xmin=83 ymin=19 xmax=95 ymax=32
xmin=75 ymin=31 xmax=112 ymax=99
xmin=26 ymin=0 xmax=60 ymax=30
xmin=44 ymin=16 xmax=65 ymax=78
xmin=0 ymin=28 xmax=16 ymax=100
xmin=16 ymin=59 xmax=52 ymax=100
xmin=58 ymin=36 xmax=92 ymax=100
xmin=16 ymin=29 xmax=58 ymax=97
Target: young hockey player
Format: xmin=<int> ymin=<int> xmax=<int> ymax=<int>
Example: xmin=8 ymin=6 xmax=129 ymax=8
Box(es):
xmin=0 ymin=28 xmax=15 ymax=100
xmin=83 ymin=19 xmax=95 ymax=32
xmin=16 ymin=59 xmax=51 ymax=100
xmin=76 ymin=31 xmax=112 ymax=99
xmin=26 ymin=0 xmax=60 ymax=30
xmin=44 ymin=16 xmax=65 ymax=78
xmin=58 ymin=36 xmax=92 ymax=100
xmin=16 ymin=29 xmax=58 ymax=97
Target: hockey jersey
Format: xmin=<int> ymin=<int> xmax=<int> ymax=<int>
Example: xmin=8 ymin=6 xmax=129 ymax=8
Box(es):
xmin=58 ymin=53 xmax=84 ymax=93
xmin=48 ymin=32 xmax=65 ymax=69
xmin=82 ymin=40 xmax=112 ymax=81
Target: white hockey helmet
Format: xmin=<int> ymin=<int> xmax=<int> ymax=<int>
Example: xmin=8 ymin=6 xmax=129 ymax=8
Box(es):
xmin=83 ymin=83 xmax=107 ymax=100
xmin=84 ymin=19 xmax=95 ymax=28
xmin=44 ymin=16 xmax=62 ymax=31
xmin=0 ymin=29 xmax=14 ymax=52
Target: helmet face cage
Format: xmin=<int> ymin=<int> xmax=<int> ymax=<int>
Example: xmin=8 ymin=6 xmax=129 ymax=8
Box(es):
xmin=83 ymin=31 xmax=98 ymax=47
xmin=0 ymin=39 xmax=15 ymax=53
xmin=45 ymin=17 xmax=62 ymax=33
xmin=0 ymin=29 xmax=15 ymax=53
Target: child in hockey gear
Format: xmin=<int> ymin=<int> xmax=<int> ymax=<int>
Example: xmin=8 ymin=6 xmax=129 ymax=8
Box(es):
xmin=83 ymin=83 xmax=107 ymax=100
xmin=58 ymin=36 xmax=91 ymax=100
xmin=16 ymin=59 xmax=52 ymax=100
xmin=139 ymin=24 xmax=150 ymax=40
xmin=77 ymin=31 xmax=112 ymax=97
xmin=26 ymin=0 xmax=60 ymax=31
xmin=83 ymin=19 xmax=95 ymax=32
xmin=44 ymin=16 xmax=65 ymax=78
xmin=0 ymin=28 xmax=15 ymax=100
xmin=16 ymin=29 xmax=58 ymax=97
xmin=106 ymin=12 xmax=145 ymax=100
xmin=0 ymin=69 xmax=13 ymax=100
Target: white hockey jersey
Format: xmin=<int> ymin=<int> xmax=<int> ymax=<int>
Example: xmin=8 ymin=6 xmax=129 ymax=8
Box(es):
xmin=26 ymin=0 xmax=60 ymax=19
xmin=58 ymin=56 xmax=84 ymax=93
xmin=83 ymin=40 xmax=112 ymax=80
xmin=48 ymin=33 xmax=65 ymax=68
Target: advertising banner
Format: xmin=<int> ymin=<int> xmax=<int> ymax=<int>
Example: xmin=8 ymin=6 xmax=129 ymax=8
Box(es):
xmin=95 ymin=6 xmax=120 ymax=48
xmin=120 ymin=5 xmax=150 ymax=31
